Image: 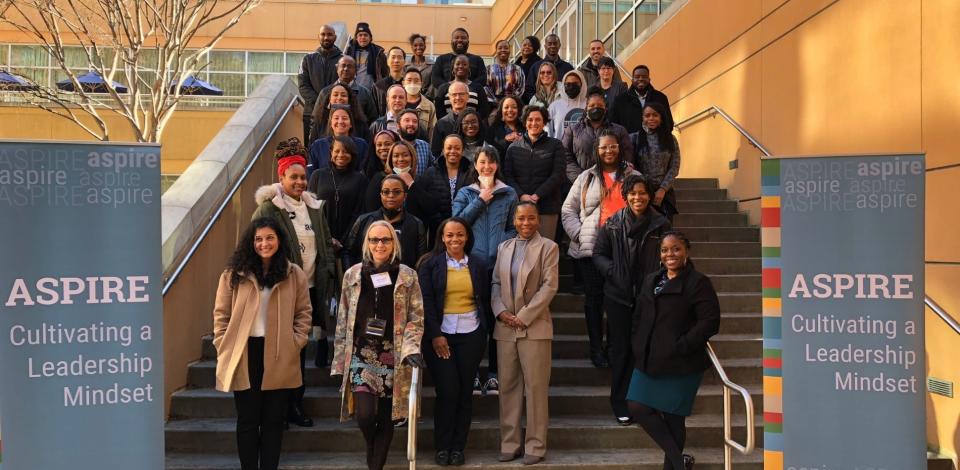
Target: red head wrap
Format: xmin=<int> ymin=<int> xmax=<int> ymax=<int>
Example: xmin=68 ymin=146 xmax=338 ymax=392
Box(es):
xmin=277 ymin=155 xmax=307 ymax=179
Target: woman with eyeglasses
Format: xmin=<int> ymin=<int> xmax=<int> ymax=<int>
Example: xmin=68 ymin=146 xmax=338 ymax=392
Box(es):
xmin=307 ymin=103 xmax=370 ymax=177
xmin=348 ymin=173 xmax=429 ymax=269
xmin=332 ymin=220 xmax=426 ymax=470
xmin=527 ymin=62 xmax=561 ymax=110
xmin=456 ymin=109 xmax=487 ymax=164
xmin=308 ymin=136 xmax=370 ymax=260
xmin=417 ymin=217 xmax=492 ymax=466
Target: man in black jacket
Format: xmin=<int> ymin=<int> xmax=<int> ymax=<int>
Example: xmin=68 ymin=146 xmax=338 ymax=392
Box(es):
xmin=344 ymin=175 xmax=428 ymax=268
xmin=319 ymin=56 xmax=379 ymax=127
xmin=299 ymin=24 xmax=343 ymax=143
xmin=579 ymin=39 xmax=623 ymax=89
xmin=344 ymin=22 xmax=388 ymax=91
xmin=610 ymin=64 xmax=672 ymax=133
xmin=430 ymin=81 xmax=470 ymax=158
xmin=431 ymin=28 xmax=487 ymax=88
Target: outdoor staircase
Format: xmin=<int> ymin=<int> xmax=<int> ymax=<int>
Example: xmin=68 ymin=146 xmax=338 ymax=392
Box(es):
xmin=164 ymin=177 xmax=766 ymax=469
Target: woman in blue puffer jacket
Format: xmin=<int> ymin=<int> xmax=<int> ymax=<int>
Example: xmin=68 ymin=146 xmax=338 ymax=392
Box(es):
xmin=452 ymin=145 xmax=518 ymax=395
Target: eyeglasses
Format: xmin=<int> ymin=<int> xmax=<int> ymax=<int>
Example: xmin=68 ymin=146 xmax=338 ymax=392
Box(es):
xmin=380 ymin=189 xmax=405 ymax=196
xmin=367 ymin=237 xmax=394 ymax=246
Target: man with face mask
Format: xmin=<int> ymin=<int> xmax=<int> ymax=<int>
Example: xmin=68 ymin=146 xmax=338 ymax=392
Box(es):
xmin=431 ymin=28 xmax=488 ymax=88
xmin=562 ymin=86 xmax=633 ymax=182
xmin=402 ymin=68 xmax=437 ymax=141
xmin=397 ymin=108 xmax=432 ymax=172
xmin=524 ymin=34 xmax=574 ymax=103
xmin=610 ymin=64 xmax=672 ymax=134
xmin=546 ymin=70 xmax=588 ymax=139
xmin=299 ymin=24 xmax=343 ymax=143
xmin=344 ymin=22 xmax=388 ymax=91
xmin=345 ymin=175 xmax=428 ymax=268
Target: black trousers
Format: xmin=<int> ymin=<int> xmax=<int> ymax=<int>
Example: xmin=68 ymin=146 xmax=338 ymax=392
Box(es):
xmin=355 ymin=392 xmax=394 ymax=470
xmin=605 ymin=300 xmax=634 ymax=418
xmin=577 ymin=257 xmax=606 ymax=355
xmin=290 ymin=286 xmax=322 ymax=416
xmin=425 ymin=327 xmax=486 ymax=451
xmin=233 ymin=337 xmax=290 ymax=470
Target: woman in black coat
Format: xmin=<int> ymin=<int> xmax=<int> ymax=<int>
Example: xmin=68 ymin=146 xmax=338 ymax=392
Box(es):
xmin=308 ymin=135 xmax=370 ymax=255
xmin=592 ymin=174 xmax=671 ymax=425
xmin=502 ymin=105 xmax=566 ymax=240
xmin=407 ymin=134 xmax=475 ymax=246
xmin=627 ymin=230 xmax=721 ymax=470
xmin=417 ymin=217 xmax=491 ymax=466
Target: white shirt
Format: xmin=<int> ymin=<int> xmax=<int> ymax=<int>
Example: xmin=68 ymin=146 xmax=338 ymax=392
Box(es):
xmin=250 ymin=285 xmax=273 ymax=338
xmin=283 ymin=194 xmax=317 ymax=288
xmin=440 ymin=254 xmax=481 ymax=335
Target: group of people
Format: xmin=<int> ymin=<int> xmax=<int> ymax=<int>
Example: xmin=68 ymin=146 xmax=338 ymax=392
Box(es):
xmin=211 ymin=22 xmax=721 ymax=470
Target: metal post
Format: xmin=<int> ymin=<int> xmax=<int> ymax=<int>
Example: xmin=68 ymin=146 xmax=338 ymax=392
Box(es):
xmin=407 ymin=366 xmax=422 ymax=470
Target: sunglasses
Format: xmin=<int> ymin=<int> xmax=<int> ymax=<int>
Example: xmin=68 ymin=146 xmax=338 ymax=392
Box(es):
xmin=367 ymin=237 xmax=394 ymax=246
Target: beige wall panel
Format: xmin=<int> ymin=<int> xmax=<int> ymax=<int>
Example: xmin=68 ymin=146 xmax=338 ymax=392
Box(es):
xmin=920 ymin=0 xmax=960 ymax=169
xmin=761 ymin=0 xmax=790 ymax=16
xmin=925 ymin=169 xmax=960 ymax=263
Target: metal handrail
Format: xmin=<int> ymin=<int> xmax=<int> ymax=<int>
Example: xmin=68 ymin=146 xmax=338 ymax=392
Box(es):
xmin=675 ymin=105 xmax=772 ymax=156
xmin=706 ymin=342 xmax=755 ymax=469
xmin=407 ymin=366 xmax=423 ymax=469
xmin=927 ymin=295 xmax=960 ymax=335
xmin=161 ymin=94 xmax=302 ymax=295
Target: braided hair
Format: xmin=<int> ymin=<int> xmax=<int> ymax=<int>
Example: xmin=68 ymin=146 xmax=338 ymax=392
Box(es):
xmin=274 ymin=137 xmax=306 ymax=159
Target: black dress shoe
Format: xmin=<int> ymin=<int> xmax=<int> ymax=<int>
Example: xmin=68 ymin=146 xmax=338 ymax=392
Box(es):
xmin=287 ymin=405 xmax=314 ymax=427
xmin=435 ymin=450 xmax=450 ymax=466
xmin=590 ymin=352 xmax=610 ymax=368
xmin=683 ymin=453 xmax=695 ymax=469
xmin=449 ymin=450 xmax=465 ymax=466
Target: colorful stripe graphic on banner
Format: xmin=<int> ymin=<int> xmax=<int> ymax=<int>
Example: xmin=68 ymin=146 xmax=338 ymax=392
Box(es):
xmin=760 ymin=158 xmax=783 ymax=470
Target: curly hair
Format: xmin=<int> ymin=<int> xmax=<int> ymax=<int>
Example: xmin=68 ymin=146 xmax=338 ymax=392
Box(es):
xmin=274 ymin=137 xmax=306 ymax=159
xmin=620 ymin=173 xmax=657 ymax=202
xmin=227 ymin=217 xmax=291 ymax=289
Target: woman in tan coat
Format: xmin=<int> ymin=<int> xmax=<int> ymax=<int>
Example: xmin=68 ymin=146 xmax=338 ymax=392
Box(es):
xmin=332 ymin=220 xmax=426 ymax=470
xmin=213 ymin=217 xmax=313 ymax=470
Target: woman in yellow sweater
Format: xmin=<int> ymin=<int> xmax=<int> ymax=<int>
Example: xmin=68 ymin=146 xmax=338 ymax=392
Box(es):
xmin=416 ymin=217 xmax=493 ymax=466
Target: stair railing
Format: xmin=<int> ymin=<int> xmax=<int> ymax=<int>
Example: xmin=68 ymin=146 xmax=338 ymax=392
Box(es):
xmin=706 ymin=342 xmax=755 ymax=469
xmin=407 ymin=365 xmax=423 ymax=470
xmin=675 ymin=105 xmax=772 ymax=156
xmin=927 ymin=295 xmax=960 ymax=335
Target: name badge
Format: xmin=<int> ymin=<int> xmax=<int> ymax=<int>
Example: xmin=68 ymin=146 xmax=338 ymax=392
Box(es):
xmin=371 ymin=272 xmax=392 ymax=288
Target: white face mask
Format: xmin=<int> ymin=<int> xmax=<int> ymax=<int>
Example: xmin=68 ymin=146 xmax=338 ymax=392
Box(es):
xmin=393 ymin=166 xmax=411 ymax=175
xmin=403 ymin=84 xmax=421 ymax=96
xmin=478 ymin=175 xmax=494 ymax=188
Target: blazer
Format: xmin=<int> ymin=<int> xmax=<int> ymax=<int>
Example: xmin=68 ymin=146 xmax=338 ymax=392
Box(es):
xmin=491 ymin=233 xmax=560 ymax=341
xmin=212 ymin=264 xmax=312 ymax=392
xmin=633 ymin=262 xmax=721 ymax=376
xmin=417 ymin=254 xmax=492 ymax=341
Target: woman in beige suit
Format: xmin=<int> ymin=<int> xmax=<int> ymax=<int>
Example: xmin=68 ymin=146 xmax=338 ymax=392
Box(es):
xmin=212 ymin=217 xmax=313 ymax=470
xmin=491 ymin=201 xmax=560 ymax=465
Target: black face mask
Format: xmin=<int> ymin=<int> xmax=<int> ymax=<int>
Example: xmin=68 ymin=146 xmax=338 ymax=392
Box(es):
xmin=587 ymin=107 xmax=605 ymax=122
xmin=382 ymin=207 xmax=402 ymax=219
xmin=564 ymin=83 xmax=581 ymax=99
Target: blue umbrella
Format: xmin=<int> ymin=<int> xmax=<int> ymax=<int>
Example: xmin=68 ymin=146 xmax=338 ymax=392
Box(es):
xmin=0 ymin=70 xmax=35 ymax=90
xmin=171 ymin=76 xmax=224 ymax=96
xmin=56 ymin=71 xmax=128 ymax=93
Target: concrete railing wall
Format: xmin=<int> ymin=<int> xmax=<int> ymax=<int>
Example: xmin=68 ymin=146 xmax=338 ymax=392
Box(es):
xmin=160 ymin=75 xmax=304 ymax=415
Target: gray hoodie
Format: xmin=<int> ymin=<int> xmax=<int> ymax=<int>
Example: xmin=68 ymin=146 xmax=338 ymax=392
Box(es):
xmin=547 ymin=69 xmax=588 ymax=139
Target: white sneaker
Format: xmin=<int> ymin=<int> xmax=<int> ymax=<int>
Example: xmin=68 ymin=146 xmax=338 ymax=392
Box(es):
xmin=482 ymin=377 xmax=500 ymax=396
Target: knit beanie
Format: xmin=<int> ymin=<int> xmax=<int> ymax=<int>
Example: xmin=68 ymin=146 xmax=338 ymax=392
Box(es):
xmin=355 ymin=22 xmax=372 ymax=37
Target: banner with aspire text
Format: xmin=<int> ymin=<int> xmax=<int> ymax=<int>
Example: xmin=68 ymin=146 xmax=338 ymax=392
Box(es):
xmin=0 ymin=140 xmax=163 ymax=470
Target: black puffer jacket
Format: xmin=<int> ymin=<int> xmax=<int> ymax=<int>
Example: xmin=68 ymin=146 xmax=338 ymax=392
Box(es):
xmin=502 ymin=133 xmax=567 ymax=214
xmin=407 ymin=156 xmax=475 ymax=239
xmin=592 ymin=206 xmax=670 ymax=307
xmin=632 ymin=261 xmax=721 ymax=376
xmin=298 ymin=46 xmax=343 ymax=119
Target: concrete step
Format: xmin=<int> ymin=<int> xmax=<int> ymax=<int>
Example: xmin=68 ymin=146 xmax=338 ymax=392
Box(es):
xmin=550 ymin=292 xmax=760 ymax=313
xmin=166 ymin=448 xmax=764 ymax=469
xmin=690 ymin=259 xmax=760 ymax=276
xmin=672 ymin=178 xmax=719 ymax=190
xmin=200 ymin=333 xmax=759 ymax=363
xmin=170 ymin=379 xmax=762 ymax=420
xmin=674 ymin=188 xmax=727 ymax=200
xmin=670 ymin=227 xmax=759 ymax=242
xmin=673 ymin=213 xmax=748 ymax=227
xmin=549 ymin=311 xmax=760 ymax=336
xmin=676 ymin=199 xmax=739 ymax=213
xmin=165 ymin=415 xmax=762 ymax=453
xmin=682 ymin=241 xmax=760 ymax=258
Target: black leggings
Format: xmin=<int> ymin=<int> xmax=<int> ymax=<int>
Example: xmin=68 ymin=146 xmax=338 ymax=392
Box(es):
xmin=233 ymin=337 xmax=289 ymax=470
xmin=628 ymin=401 xmax=686 ymax=470
xmin=354 ymin=392 xmax=395 ymax=470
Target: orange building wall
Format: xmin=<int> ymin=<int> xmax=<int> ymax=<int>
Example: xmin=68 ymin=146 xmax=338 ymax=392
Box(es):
xmin=0 ymin=106 xmax=233 ymax=174
xmin=618 ymin=0 xmax=959 ymax=460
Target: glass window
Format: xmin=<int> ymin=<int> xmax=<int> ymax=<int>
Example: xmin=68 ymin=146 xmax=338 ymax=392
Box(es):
xmin=63 ymin=46 xmax=89 ymax=69
xmin=285 ymin=52 xmax=307 ymax=74
xmin=634 ymin=1 xmax=656 ymax=37
xmin=615 ymin=15 xmax=633 ymax=56
xmin=11 ymin=45 xmax=48 ymax=67
xmin=248 ymin=52 xmax=283 ymax=73
xmin=209 ymin=51 xmax=245 ymax=72
xmin=580 ymin=0 xmax=598 ymax=61
xmin=246 ymin=73 xmax=270 ymax=94
xmin=17 ymin=68 xmax=49 ymax=88
xmin=0 ymin=44 xmax=8 ymax=67
xmin=208 ymin=72 xmax=244 ymax=96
